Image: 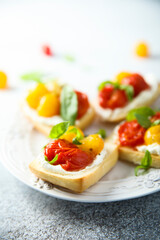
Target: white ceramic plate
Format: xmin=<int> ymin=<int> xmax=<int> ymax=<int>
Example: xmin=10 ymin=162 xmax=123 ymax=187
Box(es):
xmin=1 ymin=111 xmax=160 ymax=203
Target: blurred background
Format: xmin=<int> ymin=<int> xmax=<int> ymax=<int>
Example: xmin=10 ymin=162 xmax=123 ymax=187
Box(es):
xmin=0 ymin=0 xmax=160 ymax=121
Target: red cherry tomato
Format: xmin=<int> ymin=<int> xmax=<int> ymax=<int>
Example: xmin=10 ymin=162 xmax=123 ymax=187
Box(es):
xmin=98 ymin=85 xmax=128 ymax=109
xmin=151 ymin=112 xmax=160 ymax=122
xmin=118 ymin=120 xmax=146 ymax=147
xmin=44 ymin=139 xmax=77 ymax=161
xmin=44 ymin=139 xmax=93 ymax=171
xmin=75 ymin=90 xmax=89 ymax=119
xmin=42 ymin=45 xmax=53 ymax=56
xmin=121 ymin=73 xmax=150 ymax=97
xmin=98 ymin=85 xmax=114 ymax=108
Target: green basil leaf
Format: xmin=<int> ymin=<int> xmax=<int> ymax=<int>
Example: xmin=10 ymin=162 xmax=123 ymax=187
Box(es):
xmin=135 ymin=150 xmax=152 ymax=176
xmin=134 ymin=165 xmax=148 ymax=176
xmin=98 ymin=81 xmax=134 ymax=101
xmin=72 ymin=138 xmax=82 ymax=145
xmin=21 ymin=72 xmax=44 ymax=83
xmin=98 ymin=81 xmax=119 ymax=91
xmin=49 ymin=121 xmax=70 ymax=139
xmin=60 ymin=85 xmax=78 ymax=125
xmin=126 ymin=107 xmax=155 ymax=121
xmin=64 ymin=55 xmax=75 ymax=62
xmin=134 ymin=113 xmax=151 ymax=129
xmin=45 ymin=155 xmax=49 ymax=161
xmin=68 ymin=127 xmax=84 ymax=145
xmin=119 ymin=84 xmax=134 ymax=101
xmin=141 ymin=150 xmax=152 ymax=167
xmin=49 ymin=154 xmax=58 ymax=164
xmin=68 ymin=127 xmax=84 ymax=140
xmin=97 ymin=129 xmax=106 ymax=139
xmin=151 ymin=120 xmax=160 ymax=127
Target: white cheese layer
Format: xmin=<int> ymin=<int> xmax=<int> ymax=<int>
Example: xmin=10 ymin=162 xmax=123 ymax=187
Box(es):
xmin=23 ymin=102 xmax=92 ymax=126
xmin=38 ymin=147 xmax=107 ymax=175
xmin=95 ymin=74 xmax=158 ymax=120
xmin=137 ymin=143 xmax=160 ymax=156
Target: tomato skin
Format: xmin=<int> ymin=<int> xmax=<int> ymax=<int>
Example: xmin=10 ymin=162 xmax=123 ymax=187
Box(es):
xmin=118 ymin=120 xmax=146 ymax=147
xmin=44 ymin=139 xmax=77 ymax=161
xmin=42 ymin=45 xmax=53 ymax=56
xmin=98 ymin=86 xmax=128 ymax=109
xmin=44 ymin=139 xmax=93 ymax=171
xmin=121 ymin=73 xmax=150 ymax=97
xmin=151 ymin=112 xmax=160 ymax=122
xmin=144 ymin=125 xmax=160 ymax=145
xmin=98 ymin=85 xmax=114 ymax=108
xmin=75 ymin=90 xmax=89 ymax=119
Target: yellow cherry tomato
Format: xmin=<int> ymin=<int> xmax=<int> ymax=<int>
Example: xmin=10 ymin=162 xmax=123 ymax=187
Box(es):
xmin=78 ymin=134 xmax=104 ymax=156
xmin=26 ymin=83 xmax=49 ymax=109
xmin=46 ymin=80 xmax=62 ymax=96
xmin=37 ymin=93 xmax=60 ymax=117
xmin=135 ymin=42 xmax=149 ymax=57
xmin=60 ymin=126 xmax=84 ymax=143
xmin=115 ymin=72 xmax=131 ymax=83
xmin=144 ymin=125 xmax=160 ymax=145
xmin=0 ymin=71 xmax=7 ymax=89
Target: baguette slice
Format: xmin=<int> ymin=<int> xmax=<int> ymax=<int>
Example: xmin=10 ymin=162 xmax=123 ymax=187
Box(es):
xmin=95 ymin=81 xmax=160 ymax=122
xmin=22 ymin=103 xmax=95 ymax=136
xmin=119 ymin=146 xmax=160 ymax=168
xmin=29 ymin=138 xmax=118 ymax=193
xmin=111 ymin=124 xmax=160 ymax=168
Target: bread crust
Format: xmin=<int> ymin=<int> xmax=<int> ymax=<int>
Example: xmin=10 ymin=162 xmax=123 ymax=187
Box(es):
xmin=22 ymin=104 xmax=95 ymax=136
xmin=29 ymin=138 xmax=118 ymax=192
xmin=96 ymin=84 xmax=160 ymax=122
xmin=119 ymin=146 xmax=160 ymax=168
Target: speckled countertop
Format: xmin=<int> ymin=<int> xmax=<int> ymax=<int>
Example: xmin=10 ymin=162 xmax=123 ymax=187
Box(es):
xmin=1 ymin=162 xmax=160 ymax=240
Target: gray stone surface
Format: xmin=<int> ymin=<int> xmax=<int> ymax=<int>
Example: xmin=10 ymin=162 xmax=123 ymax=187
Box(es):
xmin=0 ymin=163 xmax=160 ymax=240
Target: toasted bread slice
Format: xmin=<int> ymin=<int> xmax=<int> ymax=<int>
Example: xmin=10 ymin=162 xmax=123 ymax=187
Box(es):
xmin=111 ymin=126 xmax=160 ymax=168
xmin=95 ymin=82 xmax=160 ymax=122
xmin=22 ymin=103 xmax=95 ymax=136
xmin=29 ymin=138 xmax=118 ymax=193
xmin=119 ymin=146 xmax=160 ymax=168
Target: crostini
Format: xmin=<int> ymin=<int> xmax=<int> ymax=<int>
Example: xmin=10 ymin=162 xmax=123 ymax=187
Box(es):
xmin=29 ymin=122 xmax=118 ymax=192
xmin=95 ymin=72 xmax=160 ymax=122
xmin=114 ymin=107 xmax=160 ymax=170
xmin=22 ymin=81 xmax=95 ymax=135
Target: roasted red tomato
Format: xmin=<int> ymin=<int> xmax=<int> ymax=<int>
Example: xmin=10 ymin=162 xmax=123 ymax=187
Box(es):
xmin=118 ymin=120 xmax=146 ymax=147
xmin=151 ymin=112 xmax=160 ymax=122
xmin=121 ymin=73 xmax=150 ymax=97
xmin=75 ymin=90 xmax=89 ymax=119
xmin=98 ymin=85 xmax=114 ymax=108
xmin=98 ymin=85 xmax=128 ymax=109
xmin=44 ymin=139 xmax=93 ymax=171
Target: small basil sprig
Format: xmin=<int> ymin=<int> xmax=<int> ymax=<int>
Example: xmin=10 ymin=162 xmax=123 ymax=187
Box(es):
xmin=98 ymin=81 xmax=119 ymax=91
xmin=151 ymin=120 xmax=160 ymax=127
xmin=21 ymin=72 xmax=44 ymax=83
xmin=126 ymin=107 xmax=157 ymax=129
xmin=45 ymin=154 xmax=58 ymax=165
xmin=97 ymin=129 xmax=106 ymax=139
xmin=126 ymin=107 xmax=155 ymax=121
xmin=60 ymin=85 xmax=78 ymax=125
xmin=49 ymin=121 xmax=70 ymax=139
xmin=64 ymin=55 xmax=75 ymax=62
xmin=48 ymin=122 xmax=84 ymax=145
xmin=135 ymin=150 xmax=152 ymax=176
xmin=68 ymin=127 xmax=84 ymax=145
xmin=134 ymin=113 xmax=152 ymax=129
xmin=119 ymin=85 xmax=134 ymax=101
xmin=98 ymin=81 xmax=134 ymax=101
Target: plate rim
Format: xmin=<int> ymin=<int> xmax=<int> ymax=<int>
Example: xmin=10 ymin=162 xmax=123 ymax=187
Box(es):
xmin=1 ymin=112 xmax=160 ymax=203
